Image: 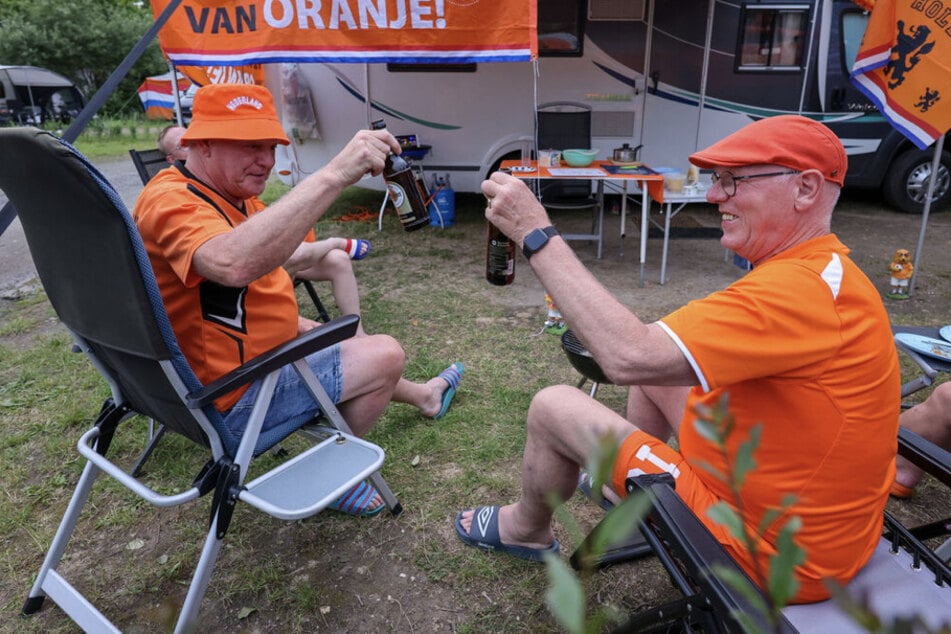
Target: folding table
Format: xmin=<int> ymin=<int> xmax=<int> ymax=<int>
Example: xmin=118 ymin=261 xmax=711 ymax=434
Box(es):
xmin=502 ymin=159 xmax=664 ymax=285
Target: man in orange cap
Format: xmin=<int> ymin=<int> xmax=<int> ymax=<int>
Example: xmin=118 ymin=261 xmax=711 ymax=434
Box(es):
xmin=134 ymin=84 xmax=462 ymax=517
xmin=456 ymin=115 xmax=899 ymax=603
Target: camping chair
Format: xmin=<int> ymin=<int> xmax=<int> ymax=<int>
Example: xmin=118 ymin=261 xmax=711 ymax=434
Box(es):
xmin=576 ymin=445 xmax=951 ymax=633
xmin=536 ymin=101 xmax=601 ymax=238
xmin=126 ymin=143 xmax=332 ymax=476
xmin=129 ymin=146 xmax=332 ymax=323
xmin=128 ymin=147 xmax=169 ymax=183
xmin=1 ymin=128 xmax=401 ymax=633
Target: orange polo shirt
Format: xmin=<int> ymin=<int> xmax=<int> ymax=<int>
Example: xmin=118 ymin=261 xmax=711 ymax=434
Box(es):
xmin=659 ymin=234 xmax=900 ymax=602
xmin=133 ymin=166 xmax=299 ymax=412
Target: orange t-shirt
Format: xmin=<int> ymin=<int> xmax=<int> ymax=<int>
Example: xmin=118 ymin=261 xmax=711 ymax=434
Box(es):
xmin=659 ymin=234 xmax=900 ymax=602
xmin=133 ymin=166 xmax=299 ymax=412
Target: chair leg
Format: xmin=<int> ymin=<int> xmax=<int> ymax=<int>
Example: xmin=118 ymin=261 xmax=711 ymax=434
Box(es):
xmin=23 ymin=461 xmax=102 ymax=618
xmin=299 ymin=279 xmax=331 ymax=323
xmin=131 ymin=423 xmax=166 ymax=477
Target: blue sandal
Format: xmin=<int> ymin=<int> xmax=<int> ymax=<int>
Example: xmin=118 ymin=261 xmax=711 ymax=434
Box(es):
xmin=345 ymin=238 xmax=371 ymax=260
xmin=329 ymin=481 xmax=384 ymax=517
xmin=434 ymin=362 xmax=464 ymax=419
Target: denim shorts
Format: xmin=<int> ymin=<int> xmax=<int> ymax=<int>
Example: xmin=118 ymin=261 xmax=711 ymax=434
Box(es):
xmin=222 ymin=343 xmax=343 ymax=441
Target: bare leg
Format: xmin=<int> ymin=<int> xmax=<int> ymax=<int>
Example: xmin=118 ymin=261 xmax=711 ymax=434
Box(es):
xmin=286 ymin=241 xmax=364 ymax=334
xmin=626 ymin=384 xmax=691 ymax=440
xmin=896 ymin=382 xmax=951 ymax=490
xmin=387 ymin=370 xmax=460 ymax=418
xmin=335 ymin=334 xmax=404 ymax=437
xmin=459 ymin=385 xmax=642 ymax=549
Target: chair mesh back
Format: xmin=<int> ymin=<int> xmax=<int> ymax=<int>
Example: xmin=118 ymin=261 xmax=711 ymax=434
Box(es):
xmin=129 ymin=148 xmax=169 ymax=185
xmin=0 ymin=128 xmax=212 ymax=448
xmin=537 ymin=103 xmax=594 ymax=200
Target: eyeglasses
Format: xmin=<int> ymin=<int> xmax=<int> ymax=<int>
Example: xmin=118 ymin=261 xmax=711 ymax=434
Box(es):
xmin=710 ymin=170 xmax=800 ymax=197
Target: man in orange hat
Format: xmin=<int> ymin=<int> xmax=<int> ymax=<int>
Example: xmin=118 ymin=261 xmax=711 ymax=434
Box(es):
xmin=134 ymin=84 xmax=462 ymax=517
xmin=456 ymin=115 xmax=899 ymax=603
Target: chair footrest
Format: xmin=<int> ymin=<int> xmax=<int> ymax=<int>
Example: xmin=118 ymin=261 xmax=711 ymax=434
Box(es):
xmin=240 ymin=430 xmax=384 ymax=520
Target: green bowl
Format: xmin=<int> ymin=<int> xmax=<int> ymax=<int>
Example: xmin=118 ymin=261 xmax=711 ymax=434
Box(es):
xmin=562 ymin=149 xmax=598 ymax=167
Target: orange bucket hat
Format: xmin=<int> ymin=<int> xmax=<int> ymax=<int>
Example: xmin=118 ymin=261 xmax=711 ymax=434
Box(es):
xmin=181 ymin=84 xmax=289 ymax=146
xmin=689 ymin=115 xmax=847 ymax=186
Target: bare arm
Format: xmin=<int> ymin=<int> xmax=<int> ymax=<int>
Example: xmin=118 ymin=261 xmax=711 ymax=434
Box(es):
xmin=193 ymin=130 xmax=399 ymax=287
xmin=482 ymin=172 xmax=697 ymax=386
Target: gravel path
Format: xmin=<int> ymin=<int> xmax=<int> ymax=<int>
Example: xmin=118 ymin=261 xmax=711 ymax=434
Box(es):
xmin=0 ymin=156 xmax=144 ymax=296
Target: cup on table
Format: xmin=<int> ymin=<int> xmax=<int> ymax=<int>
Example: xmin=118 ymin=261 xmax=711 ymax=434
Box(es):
xmin=665 ymin=172 xmax=686 ymax=193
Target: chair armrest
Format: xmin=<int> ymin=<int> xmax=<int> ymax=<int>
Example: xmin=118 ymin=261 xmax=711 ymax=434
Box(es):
xmin=186 ymin=314 xmax=359 ymax=408
xmin=898 ymin=426 xmax=951 ymax=488
xmin=624 ymin=474 xmax=797 ymax=633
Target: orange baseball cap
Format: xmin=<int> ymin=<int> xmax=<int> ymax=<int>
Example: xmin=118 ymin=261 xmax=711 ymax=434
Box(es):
xmin=689 ymin=115 xmax=846 ymax=186
xmin=181 ymin=84 xmax=289 ymax=146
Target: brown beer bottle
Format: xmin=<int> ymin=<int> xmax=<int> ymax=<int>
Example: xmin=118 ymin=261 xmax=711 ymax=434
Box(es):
xmin=485 ymin=221 xmax=515 ymax=285
xmin=371 ymin=119 xmax=429 ymax=232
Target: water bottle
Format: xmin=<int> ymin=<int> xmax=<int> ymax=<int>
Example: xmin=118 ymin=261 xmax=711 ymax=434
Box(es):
xmin=485 ymin=221 xmax=515 ymax=286
xmin=371 ymin=119 xmax=429 ymax=232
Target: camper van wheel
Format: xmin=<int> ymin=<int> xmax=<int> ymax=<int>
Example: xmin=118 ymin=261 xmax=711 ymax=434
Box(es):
xmin=882 ymin=147 xmax=951 ymax=214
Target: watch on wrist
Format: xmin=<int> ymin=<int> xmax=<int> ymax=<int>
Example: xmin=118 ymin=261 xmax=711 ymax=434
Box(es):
xmin=522 ymin=226 xmax=559 ymax=261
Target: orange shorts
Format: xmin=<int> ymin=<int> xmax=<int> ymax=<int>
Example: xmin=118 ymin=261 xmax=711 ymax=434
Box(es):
xmin=610 ymin=431 xmax=830 ymax=603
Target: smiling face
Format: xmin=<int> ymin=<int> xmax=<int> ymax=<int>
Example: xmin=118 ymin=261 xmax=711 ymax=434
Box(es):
xmin=706 ymin=164 xmax=805 ymax=265
xmin=189 ymin=139 xmax=277 ymax=205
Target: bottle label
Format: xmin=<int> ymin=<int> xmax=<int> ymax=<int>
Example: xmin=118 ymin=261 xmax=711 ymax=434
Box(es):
xmin=386 ymin=181 xmax=420 ymax=224
xmin=488 ymin=237 xmax=514 ymax=275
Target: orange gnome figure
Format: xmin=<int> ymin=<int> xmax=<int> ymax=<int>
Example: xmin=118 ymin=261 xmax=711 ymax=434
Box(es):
xmin=887 ymin=248 xmax=914 ymax=299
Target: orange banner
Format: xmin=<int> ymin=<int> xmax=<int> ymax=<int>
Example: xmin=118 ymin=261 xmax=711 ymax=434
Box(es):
xmin=850 ymin=0 xmax=951 ymax=149
xmin=176 ymin=64 xmax=265 ymax=86
xmin=151 ymin=0 xmax=537 ymax=65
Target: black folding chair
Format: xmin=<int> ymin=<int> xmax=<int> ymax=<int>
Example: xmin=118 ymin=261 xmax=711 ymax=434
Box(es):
xmin=1 ymin=128 xmax=401 ymax=633
xmin=128 ymin=147 xmax=169 ymax=183
xmin=572 ymin=446 xmax=951 ymax=632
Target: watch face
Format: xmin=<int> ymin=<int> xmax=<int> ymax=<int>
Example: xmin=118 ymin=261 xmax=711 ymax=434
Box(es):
xmin=525 ymin=229 xmax=548 ymax=252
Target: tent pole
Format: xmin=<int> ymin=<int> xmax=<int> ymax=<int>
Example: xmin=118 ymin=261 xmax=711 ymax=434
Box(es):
xmin=908 ymin=135 xmax=944 ymax=297
xmin=694 ymin=0 xmax=716 ymax=152
xmin=638 ymin=0 xmax=655 ymax=147
xmin=171 ymin=61 xmax=184 ymax=127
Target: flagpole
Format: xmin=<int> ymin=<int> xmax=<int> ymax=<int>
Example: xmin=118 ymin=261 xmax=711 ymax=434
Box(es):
xmin=908 ymin=135 xmax=944 ymax=297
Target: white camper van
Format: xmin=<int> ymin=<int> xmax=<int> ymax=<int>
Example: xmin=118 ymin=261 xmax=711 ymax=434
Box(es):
xmin=269 ymin=0 xmax=949 ymax=214
xmin=0 ymin=65 xmax=85 ymax=126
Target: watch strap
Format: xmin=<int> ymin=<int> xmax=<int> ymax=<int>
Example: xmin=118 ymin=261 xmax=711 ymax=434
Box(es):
xmin=523 ymin=225 xmax=560 ymax=260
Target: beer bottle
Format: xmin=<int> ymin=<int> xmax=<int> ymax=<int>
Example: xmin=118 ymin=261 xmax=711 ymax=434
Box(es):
xmin=485 ymin=221 xmax=515 ymax=286
xmin=370 ymin=120 xmax=429 ymax=232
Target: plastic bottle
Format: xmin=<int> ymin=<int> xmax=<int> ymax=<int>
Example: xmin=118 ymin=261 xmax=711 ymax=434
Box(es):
xmin=486 ymin=222 xmax=515 ymax=286
xmin=370 ymin=119 xmax=429 ymax=232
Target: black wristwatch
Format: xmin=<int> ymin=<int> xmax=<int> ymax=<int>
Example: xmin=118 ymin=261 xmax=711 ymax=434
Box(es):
xmin=522 ymin=226 xmax=559 ymax=261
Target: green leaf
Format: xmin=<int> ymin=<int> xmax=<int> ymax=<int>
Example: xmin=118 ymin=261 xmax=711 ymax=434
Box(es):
xmin=733 ymin=424 xmax=761 ymax=486
xmin=589 ymin=492 xmax=652 ymax=556
xmin=709 ymin=564 xmax=770 ymax=618
xmin=767 ymin=517 xmax=804 ymax=606
xmin=692 ymin=458 xmax=726 ymax=482
xmin=544 ymin=553 xmax=585 ymax=634
xmin=237 ymin=606 xmax=257 ymax=619
xmin=693 ymin=418 xmax=723 ymax=444
xmin=706 ymin=502 xmax=745 ymax=540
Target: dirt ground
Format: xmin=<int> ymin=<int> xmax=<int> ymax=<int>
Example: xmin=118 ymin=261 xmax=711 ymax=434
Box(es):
xmin=2 ymin=158 xmax=950 ymax=633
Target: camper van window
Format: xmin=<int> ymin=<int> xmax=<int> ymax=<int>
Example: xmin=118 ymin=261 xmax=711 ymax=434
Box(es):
xmin=538 ymin=0 xmax=584 ymax=56
xmin=841 ymin=11 xmax=871 ymax=72
xmin=737 ymin=5 xmax=809 ymax=71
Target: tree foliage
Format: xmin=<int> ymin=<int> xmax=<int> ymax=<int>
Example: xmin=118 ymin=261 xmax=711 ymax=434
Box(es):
xmin=0 ymin=0 xmax=167 ymax=116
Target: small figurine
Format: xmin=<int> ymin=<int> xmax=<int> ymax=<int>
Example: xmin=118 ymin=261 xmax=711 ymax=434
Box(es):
xmin=887 ymin=248 xmax=914 ymax=300
xmin=544 ymin=293 xmax=567 ymax=335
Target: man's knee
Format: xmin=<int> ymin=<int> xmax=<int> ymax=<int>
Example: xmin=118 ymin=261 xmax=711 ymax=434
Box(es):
xmin=527 ymin=385 xmax=580 ymax=432
xmin=323 ymin=248 xmax=354 ymax=275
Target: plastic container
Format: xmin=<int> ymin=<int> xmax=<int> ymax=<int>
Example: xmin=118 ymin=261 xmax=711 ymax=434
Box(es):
xmin=429 ymin=174 xmax=455 ymax=227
